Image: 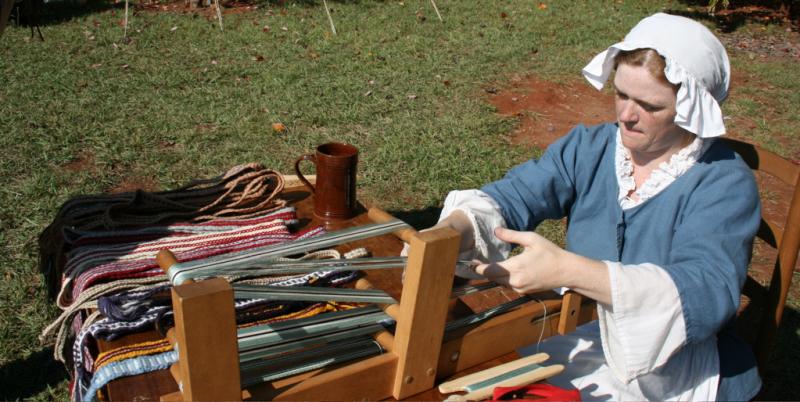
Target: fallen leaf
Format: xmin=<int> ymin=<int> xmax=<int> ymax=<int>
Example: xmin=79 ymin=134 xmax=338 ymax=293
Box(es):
xmin=538 ymin=3 xmax=547 ymax=10
xmin=254 ymin=55 xmax=265 ymax=61
xmin=121 ymin=64 xmax=129 ymax=69
xmin=500 ymin=12 xmax=508 ymax=18
xmin=272 ymin=122 xmax=287 ymax=133
xmin=443 ymin=80 xmax=451 ymax=86
xmin=211 ymin=59 xmax=218 ymax=65
xmin=263 ymin=25 xmax=270 ymax=32
xmin=407 ymin=94 xmax=417 ymax=100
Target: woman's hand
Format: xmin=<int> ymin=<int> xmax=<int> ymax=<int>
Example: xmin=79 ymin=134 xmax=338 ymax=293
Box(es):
xmin=473 ymin=227 xmax=568 ymax=293
xmin=474 ymin=227 xmax=612 ymax=304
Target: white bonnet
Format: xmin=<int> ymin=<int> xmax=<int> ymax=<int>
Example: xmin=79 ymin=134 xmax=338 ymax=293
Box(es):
xmin=582 ymin=13 xmax=730 ymax=138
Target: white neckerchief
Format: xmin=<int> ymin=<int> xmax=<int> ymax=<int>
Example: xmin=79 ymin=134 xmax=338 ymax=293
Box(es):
xmin=615 ymin=129 xmax=712 ymax=209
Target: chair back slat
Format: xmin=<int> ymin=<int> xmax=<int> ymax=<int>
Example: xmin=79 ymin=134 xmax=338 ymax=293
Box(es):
xmin=722 ymin=138 xmax=800 ymax=186
xmin=720 ymin=138 xmax=800 ymax=372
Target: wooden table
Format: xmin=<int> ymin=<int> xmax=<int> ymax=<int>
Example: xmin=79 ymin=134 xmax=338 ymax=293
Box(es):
xmin=100 ymin=189 xmax=582 ymax=401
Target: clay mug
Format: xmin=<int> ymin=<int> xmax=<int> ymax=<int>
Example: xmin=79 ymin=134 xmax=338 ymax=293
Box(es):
xmin=294 ymin=142 xmax=359 ymax=220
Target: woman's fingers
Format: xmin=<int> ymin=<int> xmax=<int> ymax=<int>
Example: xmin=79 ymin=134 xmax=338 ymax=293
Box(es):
xmin=493 ymin=227 xmax=542 ymax=247
xmin=474 ymin=262 xmax=511 ymax=286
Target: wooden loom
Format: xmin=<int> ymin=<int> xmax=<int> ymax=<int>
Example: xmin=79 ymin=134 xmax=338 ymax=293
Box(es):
xmin=153 ymin=208 xmax=593 ymax=401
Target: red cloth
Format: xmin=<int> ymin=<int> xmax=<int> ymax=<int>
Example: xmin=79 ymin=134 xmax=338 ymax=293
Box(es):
xmin=492 ymin=384 xmax=581 ymax=401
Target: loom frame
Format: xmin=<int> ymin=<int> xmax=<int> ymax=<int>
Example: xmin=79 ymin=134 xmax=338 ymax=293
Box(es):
xmin=154 ymin=208 xmax=591 ymax=401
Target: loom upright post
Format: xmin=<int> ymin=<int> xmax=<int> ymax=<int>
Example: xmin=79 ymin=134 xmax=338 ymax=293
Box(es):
xmin=366 ymin=207 xmax=462 ymax=399
xmin=157 ymin=250 xmax=241 ymax=401
xmin=390 ymin=227 xmax=460 ymax=398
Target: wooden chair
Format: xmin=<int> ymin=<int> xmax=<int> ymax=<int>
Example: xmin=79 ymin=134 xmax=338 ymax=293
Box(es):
xmin=720 ymin=137 xmax=800 ymax=373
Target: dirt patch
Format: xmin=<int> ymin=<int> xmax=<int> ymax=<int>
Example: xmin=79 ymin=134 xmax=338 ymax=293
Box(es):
xmin=719 ymin=26 xmax=800 ymax=60
xmin=62 ymin=150 xmax=96 ymax=173
xmin=487 ymin=75 xmax=615 ymax=148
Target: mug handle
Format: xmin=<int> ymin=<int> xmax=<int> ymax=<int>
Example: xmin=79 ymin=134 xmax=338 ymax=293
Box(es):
xmin=294 ymin=153 xmax=317 ymax=194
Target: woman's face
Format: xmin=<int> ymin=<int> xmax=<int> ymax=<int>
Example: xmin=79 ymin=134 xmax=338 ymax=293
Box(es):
xmin=613 ymin=63 xmax=690 ymax=159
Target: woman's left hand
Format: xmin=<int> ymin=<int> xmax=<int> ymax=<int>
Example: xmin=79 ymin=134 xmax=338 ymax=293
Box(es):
xmin=473 ymin=227 xmax=568 ymax=294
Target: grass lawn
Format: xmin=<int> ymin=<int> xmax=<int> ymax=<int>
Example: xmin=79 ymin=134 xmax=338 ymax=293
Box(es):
xmin=1 ymin=0 xmax=798 ymax=400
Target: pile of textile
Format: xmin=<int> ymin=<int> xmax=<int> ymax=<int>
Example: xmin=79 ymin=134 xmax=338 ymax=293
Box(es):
xmin=37 ymin=164 xmax=365 ymax=402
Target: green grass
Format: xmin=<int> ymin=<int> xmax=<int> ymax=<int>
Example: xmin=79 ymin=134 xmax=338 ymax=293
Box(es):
xmin=726 ymin=57 xmax=800 ymax=159
xmin=0 ymin=0 xmax=798 ymax=400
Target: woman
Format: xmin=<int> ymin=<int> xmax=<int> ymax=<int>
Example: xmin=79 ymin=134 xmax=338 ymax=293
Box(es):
xmin=429 ymin=13 xmax=761 ymax=400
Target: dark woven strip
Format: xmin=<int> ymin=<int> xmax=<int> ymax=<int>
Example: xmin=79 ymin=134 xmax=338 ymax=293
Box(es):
xmin=38 ymin=164 xmax=286 ymax=299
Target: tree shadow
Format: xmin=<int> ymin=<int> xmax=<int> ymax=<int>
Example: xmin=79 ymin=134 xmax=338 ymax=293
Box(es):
xmin=0 ymin=347 xmax=68 ymax=400
xmin=386 ymin=206 xmax=442 ymax=231
xmin=670 ymin=0 xmax=797 ymax=32
xmin=20 ymin=0 xmax=115 ymax=27
xmin=10 ymin=0 xmax=386 ymax=31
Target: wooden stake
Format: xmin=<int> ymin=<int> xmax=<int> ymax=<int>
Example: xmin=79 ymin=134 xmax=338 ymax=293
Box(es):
xmin=430 ymin=0 xmax=443 ymax=22
xmin=123 ymin=0 xmax=129 ymax=39
xmin=214 ymin=0 xmax=223 ymax=31
xmin=322 ymin=0 xmax=336 ymax=35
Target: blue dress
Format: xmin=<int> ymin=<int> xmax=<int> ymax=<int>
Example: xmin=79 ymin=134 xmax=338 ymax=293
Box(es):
xmin=481 ymin=122 xmax=761 ymax=400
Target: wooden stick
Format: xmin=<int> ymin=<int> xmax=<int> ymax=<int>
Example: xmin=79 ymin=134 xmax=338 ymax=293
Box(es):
xmin=430 ymin=0 xmax=443 ymax=22
xmin=367 ymin=208 xmax=417 ymax=244
xmin=214 ymin=0 xmax=223 ymax=31
xmin=438 ymin=353 xmax=550 ymax=393
xmin=322 ymin=0 xmax=336 ymax=35
xmin=156 ymin=249 xmax=178 ymax=275
xmin=123 ymin=0 xmax=129 ymax=39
